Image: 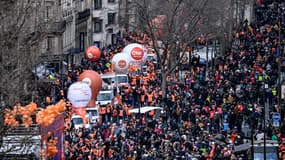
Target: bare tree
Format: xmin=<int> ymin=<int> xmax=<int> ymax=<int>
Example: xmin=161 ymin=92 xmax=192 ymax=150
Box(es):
xmin=0 ymin=0 xmax=45 ymax=107
xmin=215 ymin=0 xmax=252 ymax=54
xmin=132 ymin=0 xmax=210 ymax=98
xmin=0 ymin=0 xmax=59 ymax=158
xmin=194 ymin=0 xmax=233 ymax=67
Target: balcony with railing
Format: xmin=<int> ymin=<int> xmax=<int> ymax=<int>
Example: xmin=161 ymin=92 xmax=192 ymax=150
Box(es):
xmin=4 ymin=124 xmax=40 ymax=136
xmin=40 ymin=20 xmax=66 ymax=35
xmin=0 ymin=124 xmax=41 ymax=159
xmin=77 ymin=8 xmax=90 ymax=24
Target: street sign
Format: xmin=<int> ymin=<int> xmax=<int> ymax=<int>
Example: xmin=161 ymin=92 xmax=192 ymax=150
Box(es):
xmin=272 ymin=112 xmax=280 ymax=127
xmin=273 ymin=121 xmax=279 ymax=127
xmin=273 ymin=112 xmax=280 ymax=121
xmin=264 ymin=84 xmax=268 ymax=89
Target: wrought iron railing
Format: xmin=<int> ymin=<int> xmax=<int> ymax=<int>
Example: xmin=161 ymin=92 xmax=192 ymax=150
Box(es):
xmin=4 ymin=124 xmax=40 ymax=136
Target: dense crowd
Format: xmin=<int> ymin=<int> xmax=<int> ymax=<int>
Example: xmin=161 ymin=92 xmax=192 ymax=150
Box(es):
xmin=58 ymin=0 xmax=285 ymax=159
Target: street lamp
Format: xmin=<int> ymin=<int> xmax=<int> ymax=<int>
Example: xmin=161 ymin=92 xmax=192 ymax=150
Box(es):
xmin=264 ymin=82 xmax=268 ymax=160
xmin=250 ymin=112 xmax=256 ymax=160
xmin=277 ymin=0 xmax=283 ymax=122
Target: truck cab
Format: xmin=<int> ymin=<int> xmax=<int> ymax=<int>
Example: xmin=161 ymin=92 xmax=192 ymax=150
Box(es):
xmin=101 ymin=73 xmax=129 ymax=93
xmin=116 ymin=74 xmax=129 ymax=87
xmin=86 ymin=107 xmax=99 ymax=124
xmin=71 ymin=115 xmax=84 ymax=129
xmin=101 ymin=73 xmax=118 ymax=92
xmin=96 ymin=90 xmax=114 ymax=106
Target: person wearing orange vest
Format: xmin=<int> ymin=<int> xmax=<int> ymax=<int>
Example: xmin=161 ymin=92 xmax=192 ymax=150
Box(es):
xmin=149 ymin=109 xmax=155 ymax=117
xmin=119 ymin=108 xmax=124 ymax=121
xmin=45 ymin=96 xmax=51 ymax=105
xmin=146 ymin=91 xmax=154 ymax=105
xmin=100 ymin=106 xmax=107 ymax=123
xmin=130 ymin=76 xmax=136 ymax=86
xmin=93 ymin=147 xmax=100 ymax=159
xmin=123 ymin=104 xmax=128 ymax=120
xmin=106 ymin=103 xmax=113 ymax=122
xmin=124 ymin=87 xmax=131 ymax=94
xmin=113 ymin=94 xmax=122 ymax=107
xmin=126 ymin=105 xmax=133 ymax=117
xmin=112 ymin=106 xmax=119 ymax=123
xmin=143 ymin=76 xmax=148 ymax=86
xmin=171 ymin=93 xmax=176 ymax=103
xmin=140 ymin=89 xmax=146 ymax=106
xmin=175 ymin=105 xmax=182 ymax=121
xmin=99 ymin=145 xmax=105 ymax=159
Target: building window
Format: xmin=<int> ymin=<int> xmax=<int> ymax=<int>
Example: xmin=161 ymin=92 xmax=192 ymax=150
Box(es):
xmin=107 ymin=13 xmax=116 ymax=24
xmin=108 ymin=0 xmax=115 ymax=3
xmin=111 ymin=34 xmax=116 ymax=45
xmin=47 ymin=37 xmax=52 ymax=50
xmin=80 ymin=0 xmax=85 ymax=12
xmin=94 ymin=0 xmax=102 ymax=9
xmin=93 ymin=41 xmax=101 ymax=48
xmin=93 ymin=18 xmax=103 ymax=33
xmin=46 ymin=6 xmax=52 ymax=20
xmin=79 ymin=32 xmax=85 ymax=52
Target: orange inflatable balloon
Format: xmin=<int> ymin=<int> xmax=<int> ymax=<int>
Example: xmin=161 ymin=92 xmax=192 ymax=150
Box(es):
xmin=77 ymin=70 xmax=102 ymax=107
xmin=85 ymin=46 xmax=101 ymax=62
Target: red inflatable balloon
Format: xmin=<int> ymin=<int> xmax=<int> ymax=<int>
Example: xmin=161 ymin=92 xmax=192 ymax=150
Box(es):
xmin=78 ymin=70 xmax=102 ymax=107
xmin=85 ymin=46 xmax=101 ymax=61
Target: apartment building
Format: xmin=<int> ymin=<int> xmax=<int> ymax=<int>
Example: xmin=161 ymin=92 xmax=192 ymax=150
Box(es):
xmin=92 ymin=0 xmax=122 ymax=48
xmin=61 ymin=0 xmax=78 ymax=64
xmin=62 ymin=0 xmax=76 ymax=54
xmin=40 ymin=0 xmax=65 ymax=57
xmin=60 ymin=0 xmax=138 ymax=65
xmin=37 ymin=0 xmax=66 ymax=70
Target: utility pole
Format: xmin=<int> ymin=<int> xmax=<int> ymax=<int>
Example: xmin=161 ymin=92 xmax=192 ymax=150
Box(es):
xmin=277 ymin=0 xmax=283 ymax=121
xmin=264 ymin=94 xmax=266 ymax=160
xmin=250 ymin=113 xmax=255 ymax=160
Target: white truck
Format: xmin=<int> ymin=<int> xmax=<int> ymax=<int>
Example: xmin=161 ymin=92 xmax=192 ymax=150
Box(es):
xmin=96 ymin=90 xmax=114 ymax=106
xmin=86 ymin=107 xmax=100 ymax=124
xmin=116 ymin=74 xmax=129 ymax=87
xmin=101 ymin=73 xmax=129 ymax=90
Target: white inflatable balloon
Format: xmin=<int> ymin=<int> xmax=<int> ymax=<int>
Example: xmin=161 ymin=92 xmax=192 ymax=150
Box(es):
xmin=111 ymin=52 xmax=131 ymax=74
xmin=67 ymin=82 xmax=92 ymax=107
xmin=123 ymin=43 xmax=145 ymax=63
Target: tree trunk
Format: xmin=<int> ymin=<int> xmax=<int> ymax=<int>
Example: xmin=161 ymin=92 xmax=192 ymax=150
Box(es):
xmin=170 ymin=48 xmax=177 ymax=80
xmin=228 ymin=0 xmax=234 ymax=44
xmin=206 ymin=41 xmax=209 ymax=68
xmin=249 ymin=0 xmax=255 ymax=23
xmin=220 ymin=35 xmax=226 ymax=55
xmin=161 ymin=72 xmax=167 ymax=102
xmin=212 ymin=39 xmax=216 ymax=69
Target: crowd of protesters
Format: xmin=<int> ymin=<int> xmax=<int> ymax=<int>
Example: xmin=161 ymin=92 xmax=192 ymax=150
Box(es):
xmin=55 ymin=0 xmax=285 ymax=159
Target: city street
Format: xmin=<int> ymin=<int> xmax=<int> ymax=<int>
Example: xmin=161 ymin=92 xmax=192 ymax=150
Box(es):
xmin=0 ymin=0 xmax=285 ymax=160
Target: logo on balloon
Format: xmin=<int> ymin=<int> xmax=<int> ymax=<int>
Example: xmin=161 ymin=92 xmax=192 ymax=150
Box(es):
xmin=118 ymin=60 xmax=127 ymax=68
xmin=85 ymin=46 xmax=101 ymax=62
xmin=131 ymin=47 xmax=144 ymax=61
xmin=82 ymin=78 xmax=92 ymax=86
xmin=87 ymin=53 xmax=93 ymax=59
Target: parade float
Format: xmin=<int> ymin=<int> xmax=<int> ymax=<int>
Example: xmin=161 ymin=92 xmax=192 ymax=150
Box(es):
xmin=1 ymin=100 xmax=66 ymax=159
